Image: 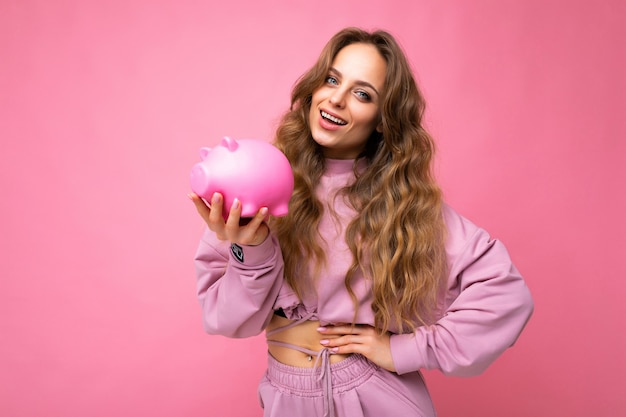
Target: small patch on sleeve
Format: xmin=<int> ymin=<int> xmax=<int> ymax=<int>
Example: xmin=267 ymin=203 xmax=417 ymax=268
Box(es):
xmin=231 ymin=243 xmax=244 ymax=263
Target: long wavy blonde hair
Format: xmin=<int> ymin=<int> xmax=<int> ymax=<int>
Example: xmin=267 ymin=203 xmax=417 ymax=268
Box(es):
xmin=272 ymin=28 xmax=447 ymax=333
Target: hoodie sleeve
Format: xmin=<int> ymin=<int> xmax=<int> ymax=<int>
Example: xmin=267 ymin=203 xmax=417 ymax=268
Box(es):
xmin=194 ymin=227 xmax=285 ymax=338
xmin=389 ymin=206 xmax=534 ymax=377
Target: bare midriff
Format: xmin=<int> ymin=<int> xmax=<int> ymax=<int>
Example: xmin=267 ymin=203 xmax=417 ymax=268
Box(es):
xmin=266 ymin=314 xmax=352 ymax=368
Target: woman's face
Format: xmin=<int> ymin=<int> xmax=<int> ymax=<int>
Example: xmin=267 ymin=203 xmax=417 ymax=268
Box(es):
xmin=309 ymin=42 xmax=386 ymax=159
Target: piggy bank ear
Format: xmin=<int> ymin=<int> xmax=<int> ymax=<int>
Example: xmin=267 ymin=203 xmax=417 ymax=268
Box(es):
xmin=199 ymin=147 xmax=212 ymax=160
xmin=220 ymin=136 xmax=239 ymax=152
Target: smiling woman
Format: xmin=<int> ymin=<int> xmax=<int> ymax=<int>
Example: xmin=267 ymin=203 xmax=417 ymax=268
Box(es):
xmin=308 ymin=43 xmax=386 ymax=159
xmin=189 ymin=27 xmax=533 ymax=417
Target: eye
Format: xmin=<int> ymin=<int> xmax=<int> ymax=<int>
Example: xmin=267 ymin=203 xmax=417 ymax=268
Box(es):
xmin=355 ymin=90 xmax=371 ymax=101
xmin=326 ymin=76 xmax=339 ymax=85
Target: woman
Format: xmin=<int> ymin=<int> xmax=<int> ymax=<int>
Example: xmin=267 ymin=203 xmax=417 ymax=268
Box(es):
xmin=190 ymin=27 xmax=533 ymax=417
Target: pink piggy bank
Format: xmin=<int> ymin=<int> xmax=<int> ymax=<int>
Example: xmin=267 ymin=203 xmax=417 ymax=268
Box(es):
xmin=190 ymin=136 xmax=294 ymax=219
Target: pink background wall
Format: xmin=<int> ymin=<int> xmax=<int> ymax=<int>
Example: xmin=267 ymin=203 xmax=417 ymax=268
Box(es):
xmin=1 ymin=1 xmax=624 ymax=416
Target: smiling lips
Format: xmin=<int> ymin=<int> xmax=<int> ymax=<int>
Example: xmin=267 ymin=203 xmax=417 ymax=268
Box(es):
xmin=321 ymin=110 xmax=347 ymax=126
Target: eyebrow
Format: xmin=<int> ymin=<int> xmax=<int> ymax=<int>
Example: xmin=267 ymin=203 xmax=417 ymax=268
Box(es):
xmin=329 ymin=67 xmax=381 ymax=97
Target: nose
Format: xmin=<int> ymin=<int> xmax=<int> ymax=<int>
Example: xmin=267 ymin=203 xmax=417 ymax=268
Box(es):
xmin=329 ymin=88 xmax=346 ymax=108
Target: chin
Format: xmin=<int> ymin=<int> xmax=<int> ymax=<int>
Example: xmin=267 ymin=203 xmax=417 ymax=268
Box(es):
xmin=311 ymin=135 xmax=334 ymax=150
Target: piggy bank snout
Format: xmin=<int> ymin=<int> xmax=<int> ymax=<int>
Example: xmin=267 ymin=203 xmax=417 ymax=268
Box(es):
xmin=189 ymin=163 xmax=211 ymax=196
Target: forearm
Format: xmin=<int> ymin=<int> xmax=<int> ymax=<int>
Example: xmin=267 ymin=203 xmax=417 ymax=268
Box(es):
xmin=195 ymin=228 xmax=285 ymax=338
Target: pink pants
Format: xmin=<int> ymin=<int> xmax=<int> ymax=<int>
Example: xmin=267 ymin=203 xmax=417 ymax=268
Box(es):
xmin=258 ymin=353 xmax=436 ymax=417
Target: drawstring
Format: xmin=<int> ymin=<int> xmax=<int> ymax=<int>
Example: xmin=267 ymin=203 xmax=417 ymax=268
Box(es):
xmin=265 ymin=343 xmax=335 ymax=417
xmin=266 ymin=312 xmax=335 ymax=417
xmin=314 ymin=347 xmax=334 ymax=417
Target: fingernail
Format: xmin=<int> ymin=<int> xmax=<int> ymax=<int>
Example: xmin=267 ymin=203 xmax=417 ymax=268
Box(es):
xmin=232 ymin=198 xmax=240 ymax=209
xmin=187 ymin=193 xmax=194 ymax=200
xmin=330 ymin=347 xmax=339 ymax=353
xmin=319 ymin=339 xmax=329 ymax=345
xmin=212 ymin=193 xmax=221 ymax=204
xmin=317 ymin=327 xmax=326 ymax=332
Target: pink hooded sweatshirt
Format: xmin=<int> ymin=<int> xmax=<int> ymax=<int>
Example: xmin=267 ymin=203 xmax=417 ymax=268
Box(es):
xmin=194 ymin=158 xmax=533 ymax=377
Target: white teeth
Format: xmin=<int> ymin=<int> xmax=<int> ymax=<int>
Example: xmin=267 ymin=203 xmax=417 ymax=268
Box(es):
xmin=321 ymin=111 xmax=347 ymax=125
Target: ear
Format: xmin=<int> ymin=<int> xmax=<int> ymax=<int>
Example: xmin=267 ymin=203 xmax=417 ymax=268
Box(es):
xmin=376 ymin=121 xmax=383 ymax=133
